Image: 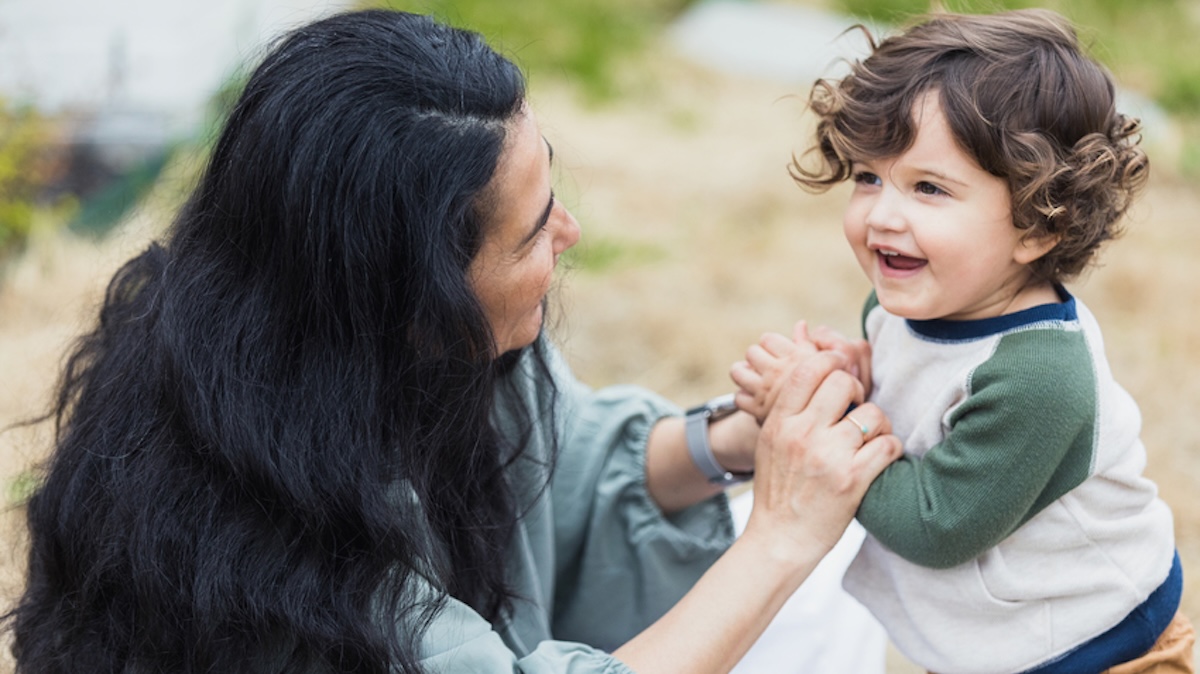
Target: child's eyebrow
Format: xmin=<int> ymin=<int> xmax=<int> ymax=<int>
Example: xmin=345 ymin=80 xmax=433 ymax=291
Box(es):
xmin=917 ymin=167 xmax=969 ymax=188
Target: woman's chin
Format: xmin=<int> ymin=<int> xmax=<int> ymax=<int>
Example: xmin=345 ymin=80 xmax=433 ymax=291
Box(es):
xmin=497 ymin=309 xmax=546 ymax=355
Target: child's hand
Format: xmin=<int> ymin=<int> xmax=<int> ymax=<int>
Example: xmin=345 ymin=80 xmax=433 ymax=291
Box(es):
xmin=809 ymin=324 xmax=872 ymax=395
xmin=730 ymin=321 xmax=820 ymax=423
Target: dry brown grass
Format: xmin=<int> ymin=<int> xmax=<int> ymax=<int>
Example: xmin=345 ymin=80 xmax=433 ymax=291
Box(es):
xmin=0 ymin=50 xmax=1197 ymax=671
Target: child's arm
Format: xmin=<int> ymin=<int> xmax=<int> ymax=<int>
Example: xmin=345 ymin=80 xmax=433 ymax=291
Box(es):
xmin=856 ymin=329 xmax=1098 ymax=569
xmin=740 ymin=316 xmax=1100 ymax=569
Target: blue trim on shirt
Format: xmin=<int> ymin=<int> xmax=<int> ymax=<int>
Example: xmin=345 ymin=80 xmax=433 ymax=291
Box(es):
xmin=1018 ymin=551 xmax=1183 ymax=674
xmin=906 ymin=286 xmax=1077 ymax=342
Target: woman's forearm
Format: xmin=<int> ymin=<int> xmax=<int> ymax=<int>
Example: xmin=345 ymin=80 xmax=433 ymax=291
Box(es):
xmin=612 ymin=527 xmax=827 ymax=674
xmin=632 ymin=354 xmax=902 ymax=672
xmin=644 ymin=413 xmax=758 ymax=513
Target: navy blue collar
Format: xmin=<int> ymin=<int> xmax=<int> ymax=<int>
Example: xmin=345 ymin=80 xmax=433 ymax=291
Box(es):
xmin=906 ymin=286 xmax=1077 ymax=341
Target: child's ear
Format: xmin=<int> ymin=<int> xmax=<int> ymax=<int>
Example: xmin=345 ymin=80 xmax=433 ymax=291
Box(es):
xmin=1014 ymin=232 xmax=1060 ymax=265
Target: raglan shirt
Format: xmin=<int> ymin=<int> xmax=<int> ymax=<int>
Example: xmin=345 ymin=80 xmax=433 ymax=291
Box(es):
xmin=413 ymin=338 xmax=736 ymax=673
xmin=843 ymin=290 xmax=1175 ymax=674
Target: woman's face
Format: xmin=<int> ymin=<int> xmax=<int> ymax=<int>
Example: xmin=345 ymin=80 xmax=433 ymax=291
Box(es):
xmin=468 ymin=107 xmax=580 ymax=355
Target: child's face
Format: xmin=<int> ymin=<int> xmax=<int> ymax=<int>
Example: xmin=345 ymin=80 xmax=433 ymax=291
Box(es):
xmin=842 ymin=92 xmax=1055 ymax=321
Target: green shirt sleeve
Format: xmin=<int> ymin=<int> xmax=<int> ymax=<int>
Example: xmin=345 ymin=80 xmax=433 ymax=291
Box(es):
xmin=860 ymin=290 xmax=880 ymax=338
xmin=856 ymin=328 xmax=1097 ymax=568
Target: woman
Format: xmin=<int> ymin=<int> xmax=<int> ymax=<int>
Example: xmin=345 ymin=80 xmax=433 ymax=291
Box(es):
xmin=8 ymin=10 xmax=900 ymax=673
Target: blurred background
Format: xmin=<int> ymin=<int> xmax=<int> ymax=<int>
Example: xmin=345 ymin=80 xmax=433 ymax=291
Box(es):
xmin=1 ymin=0 xmax=1197 ymax=671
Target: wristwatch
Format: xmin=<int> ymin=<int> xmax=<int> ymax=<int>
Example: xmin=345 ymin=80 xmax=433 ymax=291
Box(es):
xmin=685 ymin=393 xmax=753 ymax=487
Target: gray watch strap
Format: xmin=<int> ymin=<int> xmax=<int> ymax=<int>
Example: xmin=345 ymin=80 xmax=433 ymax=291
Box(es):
xmin=685 ymin=394 xmax=752 ymax=486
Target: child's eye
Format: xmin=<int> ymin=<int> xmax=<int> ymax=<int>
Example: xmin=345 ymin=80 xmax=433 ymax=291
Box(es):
xmin=852 ymin=171 xmax=882 ymax=187
xmin=915 ymin=181 xmax=947 ymax=196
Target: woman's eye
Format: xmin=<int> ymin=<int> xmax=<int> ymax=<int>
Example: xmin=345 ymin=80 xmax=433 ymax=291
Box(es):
xmin=540 ymin=195 xmax=557 ymax=233
xmin=916 ymin=181 xmax=946 ymax=196
xmin=852 ymin=171 xmax=881 ymax=187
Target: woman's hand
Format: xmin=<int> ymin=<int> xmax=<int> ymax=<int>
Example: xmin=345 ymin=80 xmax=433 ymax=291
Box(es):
xmin=808 ymin=323 xmax=872 ymax=395
xmin=742 ymin=350 xmax=899 ymax=556
xmin=729 ymin=323 xmax=817 ymax=423
xmin=616 ymin=350 xmax=901 ymax=674
xmin=730 ymin=321 xmax=873 ymax=424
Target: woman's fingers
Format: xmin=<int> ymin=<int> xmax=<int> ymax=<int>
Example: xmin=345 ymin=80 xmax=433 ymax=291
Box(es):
xmin=746 ymin=360 xmax=902 ymax=559
xmin=839 ymin=402 xmax=889 ymax=445
xmin=761 ymin=351 xmax=848 ymax=425
xmin=777 ymin=362 xmax=863 ymax=431
xmin=838 ymin=403 xmax=901 ymax=495
xmin=855 ymin=434 xmax=904 ymax=482
xmin=810 ymin=324 xmax=869 ymax=383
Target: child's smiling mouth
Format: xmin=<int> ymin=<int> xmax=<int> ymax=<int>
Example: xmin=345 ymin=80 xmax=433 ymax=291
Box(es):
xmin=878 ymin=249 xmax=927 ymax=272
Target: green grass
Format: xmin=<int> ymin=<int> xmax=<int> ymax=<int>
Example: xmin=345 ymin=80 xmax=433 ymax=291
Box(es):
xmin=6 ymin=468 xmax=40 ymax=506
xmin=1180 ymin=120 xmax=1200 ymax=176
xmin=833 ymin=0 xmax=1200 ymax=120
xmin=359 ymin=0 xmax=699 ymax=101
xmin=563 ymin=235 xmax=665 ymax=274
xmin=0 ymin=101 xmax=69 ymax=265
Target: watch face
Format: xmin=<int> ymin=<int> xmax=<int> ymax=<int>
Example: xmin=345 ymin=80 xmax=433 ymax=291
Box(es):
xmin=707 ymin=393 xmax=739 ymax=421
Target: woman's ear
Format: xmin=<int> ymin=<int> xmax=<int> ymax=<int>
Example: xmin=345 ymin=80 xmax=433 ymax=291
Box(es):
xmin=1014 ymin=232 xmax=1060 ymax=265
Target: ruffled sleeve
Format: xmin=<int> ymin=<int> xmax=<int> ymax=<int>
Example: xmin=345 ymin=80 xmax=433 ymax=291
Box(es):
xmin=412 ymin=339 xmax=735 ymax=671
xmin=419 ymin=589 xmax=636 ymax=674
xmin=545 ymin=347 xmax=735 ymax=650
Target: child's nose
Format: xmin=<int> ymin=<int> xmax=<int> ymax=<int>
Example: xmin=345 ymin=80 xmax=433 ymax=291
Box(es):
xmin=864 ymin=190 xmax=906 ymax=232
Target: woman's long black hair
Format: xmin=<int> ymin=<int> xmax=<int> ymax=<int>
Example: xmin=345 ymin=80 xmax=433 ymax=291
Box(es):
xmin=9 ymin=10 xmax=541 ymax=673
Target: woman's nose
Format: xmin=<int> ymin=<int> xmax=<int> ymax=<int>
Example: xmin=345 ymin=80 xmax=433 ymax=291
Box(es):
xmin=553 ymin=203 xmax=581 ymax=254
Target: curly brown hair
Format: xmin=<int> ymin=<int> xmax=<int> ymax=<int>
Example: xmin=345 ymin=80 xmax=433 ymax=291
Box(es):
xmin=792 ymin=9 xmax=1149 ymax=282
